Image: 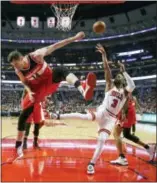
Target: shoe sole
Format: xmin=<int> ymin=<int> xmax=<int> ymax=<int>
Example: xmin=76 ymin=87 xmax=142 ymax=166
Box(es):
xmin=110 ymin=161 xmax=128 ymax=166
xmin=84 ymin=73 xmax=96 ymax=101
xmin=87 ymin=170 xmax=95 ymax=174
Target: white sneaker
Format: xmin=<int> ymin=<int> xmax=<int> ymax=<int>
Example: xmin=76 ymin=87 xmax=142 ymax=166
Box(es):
xmin=17 ymin=146 xmax=24 ymax=159
xmin=87 ymin=163 xmax=95 ymax=174
xmin=147 ymin=145 xmax=156 ymax=161
xmin=110 ymin=157 xmax=128 ymax=166
xmin=50 ymin=112 xmax=60 ymax=120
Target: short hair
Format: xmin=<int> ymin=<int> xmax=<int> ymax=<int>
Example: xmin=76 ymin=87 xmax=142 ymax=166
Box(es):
xmin=7 ymin=50 xmax=22 ymax=63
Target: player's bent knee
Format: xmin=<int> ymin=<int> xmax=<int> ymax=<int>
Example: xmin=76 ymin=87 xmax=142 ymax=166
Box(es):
xmin=98 ymin=131 xmax=110 ymax=142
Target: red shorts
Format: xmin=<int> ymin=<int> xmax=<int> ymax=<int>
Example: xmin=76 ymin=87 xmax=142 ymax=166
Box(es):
xmin=21 ymin=98 xmax=45 ymax=123
xmin=24 ymin=67 xmax=60 ymax=108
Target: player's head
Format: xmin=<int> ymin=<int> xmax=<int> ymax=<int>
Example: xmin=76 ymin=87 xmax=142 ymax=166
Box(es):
xmin=8 ymin=50 xmax=24 ymax=69
xmin=114 ymin=73 xmax=125 ymax=88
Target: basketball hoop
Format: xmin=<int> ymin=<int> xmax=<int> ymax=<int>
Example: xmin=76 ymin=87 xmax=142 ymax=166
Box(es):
xmin=51 ymin=2 xmax=78 ymax=32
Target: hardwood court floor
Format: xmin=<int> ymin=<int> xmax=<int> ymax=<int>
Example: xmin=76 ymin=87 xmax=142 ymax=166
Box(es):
xmin=1 ymin=117 xmax=157 ymax=182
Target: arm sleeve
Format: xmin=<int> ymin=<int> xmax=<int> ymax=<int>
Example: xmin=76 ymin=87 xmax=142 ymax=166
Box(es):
xmin=123 ymin=72 xmax=135 ymax=92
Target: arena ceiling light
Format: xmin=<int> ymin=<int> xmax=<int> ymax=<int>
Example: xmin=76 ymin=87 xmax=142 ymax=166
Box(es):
xmin=126 ymin=58 xmax=137 ymax=62
xmin=117 ymin=49 xmax=144 ymax=56
xmin=141 ymin=55 xmax=153 ymax=60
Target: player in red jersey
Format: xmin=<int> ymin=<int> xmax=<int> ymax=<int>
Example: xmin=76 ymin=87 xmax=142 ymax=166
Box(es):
xmin=110 ymin=94 xmax=155 ymax=165
xmin=8 ymin=32 xmax=96 ymax=158
xmin=21 ymin=89 xmax=46 ymax=149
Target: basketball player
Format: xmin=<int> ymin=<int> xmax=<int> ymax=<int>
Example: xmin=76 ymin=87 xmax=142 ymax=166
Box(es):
xmin=52 ymin=44 xmax=136 ymax=174
xmin=21 ymin=88 xmax=45 ymax=149
xmin=8 ymin=31 xmax=96 ymax=159
xmin=110 ymin=94 xmax=155 ymax=165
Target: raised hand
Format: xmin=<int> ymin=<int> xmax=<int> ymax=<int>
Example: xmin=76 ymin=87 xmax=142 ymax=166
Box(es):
xmin=117 ymin=61 xmax=126 ymax=72
xmin=96 ymin=43 xmax=106 ymax=57
xmin=74 ymin=31 xmax=85 ymax=41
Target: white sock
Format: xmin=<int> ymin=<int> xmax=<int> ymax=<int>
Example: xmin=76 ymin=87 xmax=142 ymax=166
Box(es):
xmin=77 ymin=85 xmax=84 ymax=96
xmin=66 ymin=73 xmax=84 ymax=96
xmin=90 ymin=132 xmax=109 ymax=164
xmin=60 ymin=113 xmax=93 ymax=121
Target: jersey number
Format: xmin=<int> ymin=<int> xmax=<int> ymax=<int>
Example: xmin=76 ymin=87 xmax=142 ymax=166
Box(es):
xmin=111 ymin=99 xmax=118 ymax=108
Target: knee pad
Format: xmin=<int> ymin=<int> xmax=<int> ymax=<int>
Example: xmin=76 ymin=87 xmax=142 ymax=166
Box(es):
xmin=18 ymin=106 xmax=34 ymax=131
xmin=25 ymin=123 xmax=31 ymax=136
xmin=124 ymin=133 xmax=139 ymax=143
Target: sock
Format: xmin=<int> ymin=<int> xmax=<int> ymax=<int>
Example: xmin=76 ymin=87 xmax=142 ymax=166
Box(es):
xmin=15 ymin=141 xmax=22 ymax=148
xmin=119 ymin=153 xmax=126 ymax=158
xmin=144 ymin=144 xmax=149 ymax=149
xmin=60 ymin=113 xmax=93 ymax=121
xmin=24 ymin=137 xmax=27 ymax=142
xmin=90 ymin=132 xmax=109 ymax=164
xmin=33 ymin=136 xmax=38 ymax=146
xmin=74 ymin=80 xmax=84 ymax=96
xmin=66 ymin=73 xmax=84 ymax=96
xmin=88 ymin=162 xmax=95 ymax=166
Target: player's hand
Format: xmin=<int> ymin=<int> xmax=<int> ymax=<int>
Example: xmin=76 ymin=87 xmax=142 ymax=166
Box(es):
xmin=117 ymin=61 xmax=126 ymax=72
xmin=28 ymin=91 xmax=35 ymax=102
xmin=96 ymin=43 xmax=107 ymax=58
xmin=74 ymin=31 xmax=85 ymax=40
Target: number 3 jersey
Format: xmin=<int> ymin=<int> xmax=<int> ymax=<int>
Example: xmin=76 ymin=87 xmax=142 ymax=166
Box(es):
xmin=98 ymin=86 xmax=127 ymax=116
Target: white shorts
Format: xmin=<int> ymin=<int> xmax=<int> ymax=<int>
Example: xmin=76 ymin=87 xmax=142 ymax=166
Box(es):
xmin=94 ymin=107 xmax=118 ymax=134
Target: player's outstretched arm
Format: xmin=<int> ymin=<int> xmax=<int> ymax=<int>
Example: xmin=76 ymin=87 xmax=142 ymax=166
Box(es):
xmin=96 ymin=43 xmax=113 ymax=92
xmin=30 ymin=32 xmax=85 ymax=62
xmin=118 ymin=61 xmax=135 ymax=93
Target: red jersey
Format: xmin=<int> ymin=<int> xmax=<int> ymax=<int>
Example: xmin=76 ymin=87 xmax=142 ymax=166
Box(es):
xmin=123 ymin=98 xmax=136 ymax=128
xmin=17 ymin=55 xmax=59 ymax=105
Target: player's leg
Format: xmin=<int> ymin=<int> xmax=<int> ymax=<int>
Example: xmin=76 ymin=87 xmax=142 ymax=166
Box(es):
xmin=87 ymin=114 xmax=115 ymax=174
xmin=23 ymin=113 xmax=33 ymax=149
xmin=23 ymin=123 xmax=31 ymax=149
xmin=132 ymin=124 xmax=136 ymax=135
xmin=33 ymin=124 xmax=40 ymax=148
xmin=51 ymin=110 xmax=95 ymax=121
xmin=33 ymin=103 xmax=45 ymax=148
xmin=16 ymin=106 xmax=34 ymax=157
xmin=110 ymin=124 xmax=128 ymax=166
xmin=87 ymin=130 xmax=110 ymax=174
xmin=123 ymin=127 xmax=155 ymax=161
xmin=52 ymin=67 xmax=96 ymax=101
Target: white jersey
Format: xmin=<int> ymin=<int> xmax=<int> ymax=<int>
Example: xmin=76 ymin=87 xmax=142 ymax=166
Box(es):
xmin=98 ymin=86 xmax=127 ymax=116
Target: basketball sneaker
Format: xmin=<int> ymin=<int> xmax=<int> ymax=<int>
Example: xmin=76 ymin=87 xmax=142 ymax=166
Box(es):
xmin=147 ymin=145 xmax=156 ymax=161
xmin=87 ymin=162 xmax=95 ymax=174
xmin=50 ymin=112 xmax=60 ymax=120
xmin=10 ymin=146 xmax=24 ymax=162
xmin=82 ymin=73 xmax=96 ymax=101
xmin=110 ymin=157 xmax=128 ymax=166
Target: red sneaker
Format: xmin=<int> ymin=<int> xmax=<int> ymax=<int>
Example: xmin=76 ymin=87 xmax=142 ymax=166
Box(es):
xmin=82 ymin=73 xmax=96 ymax=101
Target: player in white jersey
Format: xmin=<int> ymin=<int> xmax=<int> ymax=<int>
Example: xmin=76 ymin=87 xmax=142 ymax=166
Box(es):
xmin=52 ymin=44 xmax=135 ymax=174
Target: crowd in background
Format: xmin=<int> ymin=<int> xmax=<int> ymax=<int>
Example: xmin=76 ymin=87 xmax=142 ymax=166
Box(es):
xmin=1 ymin=87 xmax=156 ymax=114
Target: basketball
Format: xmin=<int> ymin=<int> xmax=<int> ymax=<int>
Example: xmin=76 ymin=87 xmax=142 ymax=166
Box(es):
xmin=93 ymin=21 xmax=106 ymax=34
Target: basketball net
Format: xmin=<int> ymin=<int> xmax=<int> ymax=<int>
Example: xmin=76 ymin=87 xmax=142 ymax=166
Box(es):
xmin=51 ymin=3 xmax=78 ymax=31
